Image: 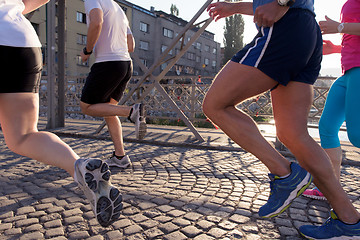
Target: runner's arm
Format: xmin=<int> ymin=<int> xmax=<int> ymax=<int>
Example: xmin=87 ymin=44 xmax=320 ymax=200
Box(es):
xmin=22 ymin=0 xmax=49 ymax=14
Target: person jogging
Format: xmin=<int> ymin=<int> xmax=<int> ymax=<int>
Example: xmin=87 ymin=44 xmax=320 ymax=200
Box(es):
xmin=204 ymin=0 xmax=360 ymax=239
xmin=80 ymin=0 xmax=147 ymax=169
xmin=0 ymin=0 xmax=122 ymax=227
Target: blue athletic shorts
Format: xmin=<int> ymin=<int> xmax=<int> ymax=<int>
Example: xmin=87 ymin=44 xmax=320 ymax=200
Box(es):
xmin=231 ymin=8 xmax=323 ymax=87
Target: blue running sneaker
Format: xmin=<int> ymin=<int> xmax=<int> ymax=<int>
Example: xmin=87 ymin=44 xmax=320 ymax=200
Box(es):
xmin=74 ymin=158 xmax=123 ymax=227
xmin=259 ymin=162 xmax=312 ymax=218
xmin=299 ymin=210 xmax=360 ymax=239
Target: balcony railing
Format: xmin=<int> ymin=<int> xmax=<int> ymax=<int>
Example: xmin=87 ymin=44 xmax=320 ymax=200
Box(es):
xmin=39 ymin=75 xmax=336 ymax=126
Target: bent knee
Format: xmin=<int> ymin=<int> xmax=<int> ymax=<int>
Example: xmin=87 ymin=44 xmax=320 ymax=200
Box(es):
xmin=202 ymin=93 xmax=230 ymax=119
xmin=276 ymin=128 xmax=307 ymax=147
xmin=80 ymin=101 xmax=90 ymax=115
xmin=202 ymin=96 xmax=214 ymax=118
xmin=4 ymin=135 xmax=25 ymax=155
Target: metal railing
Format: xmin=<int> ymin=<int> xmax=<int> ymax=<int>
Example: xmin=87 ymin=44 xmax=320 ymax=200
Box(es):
xmin=39 ymin=75 xmax=336 ymax=126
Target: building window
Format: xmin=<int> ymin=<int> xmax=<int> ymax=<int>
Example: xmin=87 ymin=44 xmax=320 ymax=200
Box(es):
xmin=139 ymin=41 xmax=149 ymax=50
xmin=76 ymin=12 xmax=86 ymax=24
xmin=213 ymin=48 xmax=217 ymax=54
xmin=140 ymin=22 xmax=149 ymax=33
xmin=187 ymin=52 xmax=195 ymax=61
xmin=161 ymin=45 xmax=167 ymax=53
xmin=161 ymin=63 xmax=168 ymax=71
xmin=76 ymin=55 xmax=88 ymax=66
xmin=163 ymin=28 xmax=174 ymax=38
xmin=196 ymin=56 xmax=201 ymax=63
xmin=212 ymin=60 xmax=217 ymax=68
xmin=77 ymin=34 xmax=87 ymax=45
xmin=204 ymin=58 xmax=209 ymax=66
xmin=204 ymin=45 xmax=210 ymax=52
xmin=140 ymin=58 xmax=148 ymax=68
xmin=194 ymin=42 xmax=201 ymax=50
xmin=161 ymin=45 xmax=173 ymax=55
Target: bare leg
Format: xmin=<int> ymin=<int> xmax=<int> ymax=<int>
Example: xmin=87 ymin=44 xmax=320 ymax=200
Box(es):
xmin=271 ymin=82 xmax=360 ymax=223
xmin=324 ymin=147 xmax=342 ymax=180
xmin=203 ymin=61 xmax=291 ymax=176
xmin=104 ymin=99 xmax=125 ymax=156
xmin=0 ymin=93 xmax=79 ymax=177
xmin=80 ymin=101 xmax=131 ymax=117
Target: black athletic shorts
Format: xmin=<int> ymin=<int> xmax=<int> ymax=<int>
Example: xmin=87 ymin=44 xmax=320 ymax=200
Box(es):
xmin=0 ymin=45 xmax=42 ymax=93
xmin=81 ymin=61 xmax=132 ymax=104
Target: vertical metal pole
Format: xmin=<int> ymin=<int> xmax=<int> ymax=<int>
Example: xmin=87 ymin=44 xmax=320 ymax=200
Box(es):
xmin=191 ymin=76 xmax=196 ymax=122
xmin=46 ymin=1 xmax=56 ymax=129
xmin=57 ymin=0 xmax=66 ymax=127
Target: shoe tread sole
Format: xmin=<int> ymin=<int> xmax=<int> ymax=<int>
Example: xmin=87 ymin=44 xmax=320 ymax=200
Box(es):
xmin=78 ymin=159 xmax=123 ymax=227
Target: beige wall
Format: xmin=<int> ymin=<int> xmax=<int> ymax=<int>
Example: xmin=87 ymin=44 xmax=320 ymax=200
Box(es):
xmin=65 ymin=0 xmax=91 ymax=76
xmin=31 ymin=1 xmax=135 ymax=77
xmin=29 ymin=1 xmax=219 ymax=77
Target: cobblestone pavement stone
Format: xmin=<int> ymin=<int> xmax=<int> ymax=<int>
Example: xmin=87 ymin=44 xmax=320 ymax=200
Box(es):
xmin=1 ymin=121 xmax=360 ymax=239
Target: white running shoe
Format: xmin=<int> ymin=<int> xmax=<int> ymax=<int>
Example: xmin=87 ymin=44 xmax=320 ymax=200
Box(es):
xmin=105 ymin=153 xmax=131 ymax=169
xmin=74 ymin=158 xmax=122 ymax=227
xmin=128 ymin=103 xmax=147 ymax=140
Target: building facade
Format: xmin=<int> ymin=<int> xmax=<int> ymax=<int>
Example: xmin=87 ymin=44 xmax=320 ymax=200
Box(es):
xmin=27 ymin=0 xmax=221 ymax=77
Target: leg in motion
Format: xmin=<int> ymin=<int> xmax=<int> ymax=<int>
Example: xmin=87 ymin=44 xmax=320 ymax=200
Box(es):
xmin=203 ymin=62 xmax=311 ymax=218
xmin=104 ymin=98 xmax=131 ymax=169
xmin=0 ymin=93 xmax=123 ymax=227
xmin=303 ymin=76 xmax=346 ymax=200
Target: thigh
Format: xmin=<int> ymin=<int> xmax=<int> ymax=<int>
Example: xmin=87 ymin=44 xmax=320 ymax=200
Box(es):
xmin=111 ymin=61 xmax=132 ymax=102
xmin=0 ymin=93 xmax=39 ymax=144
xmin=271 ymin=81 xmax=313 ymax=134
xmin=205 ymin=61 xmax=278 ymax=108
xmin=81 ymin=61 xmax=129 ymax=104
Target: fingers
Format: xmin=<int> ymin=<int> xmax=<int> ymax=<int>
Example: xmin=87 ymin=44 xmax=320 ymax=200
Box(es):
xmin=253 ymin=14 xmax=274 ymax=28
xmin=207 ymin=3 xmax=217 ymax=20
xmin=207 ymin=3 xmax=223 ymax=21
xmin=325 ymin=15 xmax=333 ymax=21
xmin=207 ymin=2 xmax=216 ymax=11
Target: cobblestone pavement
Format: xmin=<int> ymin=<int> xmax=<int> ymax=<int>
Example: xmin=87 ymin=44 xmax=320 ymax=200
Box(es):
xmin=1 ymin=123 xmax=360 ymax=239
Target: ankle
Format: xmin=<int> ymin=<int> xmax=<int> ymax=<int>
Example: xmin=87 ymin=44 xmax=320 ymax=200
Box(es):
xmin=113 ymin=152 xmax=125 ymax=159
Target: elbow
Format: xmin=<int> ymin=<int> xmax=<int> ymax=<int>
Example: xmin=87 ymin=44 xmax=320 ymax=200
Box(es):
xmin=93 ymin=20 xmax=103 ymax=29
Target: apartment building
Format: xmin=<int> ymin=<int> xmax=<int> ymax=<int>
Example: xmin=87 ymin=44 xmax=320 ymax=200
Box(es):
xmin=27 ymin=0 xmax=221 ymax=77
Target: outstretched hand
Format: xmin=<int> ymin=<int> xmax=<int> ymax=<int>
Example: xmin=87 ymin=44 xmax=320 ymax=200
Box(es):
xmin=322 ymin=40 xmax=341 ymax=55
xmin=319 ymin=16 xmax=340 ymax=34
xmin=207 ymin=1 xmax=235 ymax=22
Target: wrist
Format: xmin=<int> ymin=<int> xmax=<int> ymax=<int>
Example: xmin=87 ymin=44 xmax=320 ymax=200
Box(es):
xmin=277 ymin=0 xmax=295 ymax=7
xmin=337 ymin=23 xmax=344 ymax=33
xmin=83 ymin=47 xmax=93 ymax=55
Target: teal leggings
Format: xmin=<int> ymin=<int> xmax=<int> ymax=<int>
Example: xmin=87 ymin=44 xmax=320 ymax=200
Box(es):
xmin=319 ymin=67 xmax=360 ymax=149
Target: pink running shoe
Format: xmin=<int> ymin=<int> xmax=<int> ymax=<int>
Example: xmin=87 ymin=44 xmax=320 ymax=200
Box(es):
xmin=302 ymin=187 xmax=327 ymax=200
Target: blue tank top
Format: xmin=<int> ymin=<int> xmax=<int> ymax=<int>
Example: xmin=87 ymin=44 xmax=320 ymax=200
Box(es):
xmin=253 ymin=0 xmax=315 ymax=14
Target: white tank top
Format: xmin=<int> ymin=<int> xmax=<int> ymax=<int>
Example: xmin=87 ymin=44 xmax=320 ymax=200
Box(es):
xmin=0 ymin=0 xmax=42 ymax=47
